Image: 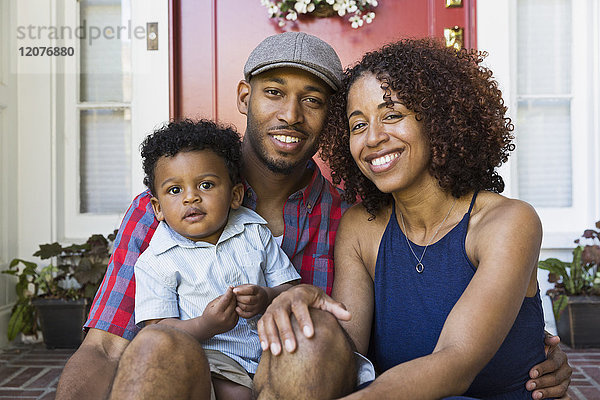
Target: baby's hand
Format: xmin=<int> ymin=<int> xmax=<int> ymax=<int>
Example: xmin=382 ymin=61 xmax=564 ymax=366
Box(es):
xmin=202 ymin=287 xmax=239 ymax=336
xmin=233 ymin=284 xmax=269 ymax=318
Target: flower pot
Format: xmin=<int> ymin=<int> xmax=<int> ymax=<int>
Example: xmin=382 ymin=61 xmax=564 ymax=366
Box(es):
xmin=551 ymin=295 xmax=600 ymax=348
xmin=32 ymin=298 xmax=89 ymax=349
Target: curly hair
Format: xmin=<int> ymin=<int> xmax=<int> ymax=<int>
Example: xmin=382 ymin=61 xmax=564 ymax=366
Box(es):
xmin=320 ymin=38 xmax=515 ymax=217
xmin=141 ymin=119 xmax=242 ymax=195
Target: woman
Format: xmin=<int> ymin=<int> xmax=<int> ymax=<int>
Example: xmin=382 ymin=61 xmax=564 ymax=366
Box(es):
xmin=317 ymin=38 xmax=547 ymax=399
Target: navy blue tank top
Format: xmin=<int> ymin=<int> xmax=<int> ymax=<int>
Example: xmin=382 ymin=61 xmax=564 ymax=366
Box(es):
xmin=371 ymin=193 xmax=547 ymax=399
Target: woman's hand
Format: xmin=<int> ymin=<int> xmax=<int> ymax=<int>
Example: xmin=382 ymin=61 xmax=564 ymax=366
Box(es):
xmin=526 ymin=333 xmax=572 ymax=399
xmin=256 ymin=284 xmax=350 ymax=355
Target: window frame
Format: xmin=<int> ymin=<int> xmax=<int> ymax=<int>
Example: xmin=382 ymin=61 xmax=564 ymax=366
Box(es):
xmin=60 ymin=0 xmax=169 ymax=240
xmin=478 ymin=0 xmax=599 ymax=250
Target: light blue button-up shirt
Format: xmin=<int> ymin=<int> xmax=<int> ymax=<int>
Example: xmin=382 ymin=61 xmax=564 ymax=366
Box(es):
xmin=134 ymin=206 xmax=300 ymax=373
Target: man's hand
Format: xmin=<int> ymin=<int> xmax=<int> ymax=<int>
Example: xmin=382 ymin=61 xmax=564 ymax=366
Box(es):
xmin=233 ymin=284 xmax=269 ymax=318
xmin=256 ymin=284 xmax=350 ymax=356
xmin=526 ymin=333 xmax=572 ymax=399
xmin=200 ymin=287 xmax=239 ymax=337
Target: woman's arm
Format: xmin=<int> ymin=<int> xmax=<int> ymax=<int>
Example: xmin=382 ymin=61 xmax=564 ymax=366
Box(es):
xmin=342 ymin=198 xmax=543 ymax=399
xmin=331 ymin=205 xmax=379 ymax=354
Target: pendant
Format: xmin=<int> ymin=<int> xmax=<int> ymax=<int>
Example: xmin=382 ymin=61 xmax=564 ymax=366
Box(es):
xmin=415 ymin=263 xmax=424 ymax=273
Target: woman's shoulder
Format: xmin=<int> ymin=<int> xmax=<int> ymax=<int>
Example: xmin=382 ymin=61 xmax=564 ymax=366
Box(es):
xmin=469 ymin=191 xmax=542 ymax=240
xmin=341 ymin=202 xmax=392 ymax=232
xmin=338 ymin=203 xmax=393 ymax=277
xmin=339 ymin=203 xmax=392 ymax=248
xmin=473 ymin=192 xmax=539 ymax=220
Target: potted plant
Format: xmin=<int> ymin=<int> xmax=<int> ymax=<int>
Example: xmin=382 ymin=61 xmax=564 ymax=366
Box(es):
xmin=2 ymin=231 xmax=117 ymax=348
xmin=538 ymin=221 xmax=600 ymax=348
xmin=261 ymin=0 xmax=378 ymax=29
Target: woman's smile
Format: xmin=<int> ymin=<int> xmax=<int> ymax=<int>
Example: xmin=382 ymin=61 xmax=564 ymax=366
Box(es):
xmin=365 ymin=150 xmax=403 ymax=173
xmin=347 ymin=73 xmax=431 ymax=194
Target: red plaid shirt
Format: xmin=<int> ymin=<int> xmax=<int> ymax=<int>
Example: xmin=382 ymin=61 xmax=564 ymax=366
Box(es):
xmin=85 ymin=162 xmax=350 ymax=340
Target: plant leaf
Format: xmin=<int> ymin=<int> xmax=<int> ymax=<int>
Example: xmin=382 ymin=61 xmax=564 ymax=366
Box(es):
xmin=551 ymin=294 xmax=569 ymax=322
xmin=34 ymin=243 xmax=64 ymax=259
xmin=571 ymin=246 xmax=584 ymax=294
xmin=582 ymin=245 xmax=600 ymax=265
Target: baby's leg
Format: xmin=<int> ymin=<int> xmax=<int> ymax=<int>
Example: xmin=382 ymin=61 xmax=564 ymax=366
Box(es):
xmin=212 ymin=378 xmax=252 ymax=400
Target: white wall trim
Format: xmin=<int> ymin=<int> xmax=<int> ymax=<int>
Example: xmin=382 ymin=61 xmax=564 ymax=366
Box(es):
xmin=0 ymin=0 xmax=19 ymax=349
xmin=16 ymin=0 xmax=54 ymax=257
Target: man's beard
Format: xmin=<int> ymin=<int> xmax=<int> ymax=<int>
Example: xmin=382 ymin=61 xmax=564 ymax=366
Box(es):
xmin=245 ymin=113 xmax=319 ymax=176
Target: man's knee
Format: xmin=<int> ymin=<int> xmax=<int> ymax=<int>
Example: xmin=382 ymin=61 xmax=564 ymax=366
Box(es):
xmin=111 ymin=325 xmax=211 ymax=399
xmin=121 ymin=324 xmax=208 ymax=372
xmin=254 ymin=309 xmax=356 ymax=399
xmin=295 ymin=308 xmax=354 ymax=354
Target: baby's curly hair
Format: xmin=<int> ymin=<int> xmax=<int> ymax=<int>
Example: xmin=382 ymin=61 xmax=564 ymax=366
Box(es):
xmin=320 ymin=38 xmax=515 ymax=217
xmin=141 ymin=119 xmax=242 ymax=196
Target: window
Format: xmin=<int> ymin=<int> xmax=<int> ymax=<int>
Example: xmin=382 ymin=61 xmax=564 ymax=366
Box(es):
xmin=516 ymin=0 xmax=572 ymax=208
xmin=60 ymin=0 xmax=172 ymax=239
xmin=78 ymin=0 xmax=132 ymax=215
xmin=512 ymin=0 xmax=598 ymax=247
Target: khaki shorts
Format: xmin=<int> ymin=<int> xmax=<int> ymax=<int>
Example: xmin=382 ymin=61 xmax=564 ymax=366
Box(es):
xmin=205 ymin=349 xmax=254 ymax=400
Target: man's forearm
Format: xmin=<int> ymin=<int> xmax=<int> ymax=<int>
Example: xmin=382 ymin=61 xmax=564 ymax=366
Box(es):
xmin=56 ymin=332 xmax=128 ymax=400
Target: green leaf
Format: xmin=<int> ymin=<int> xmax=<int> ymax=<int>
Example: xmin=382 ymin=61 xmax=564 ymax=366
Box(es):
xmin=571 ymin=246 xmax=584 ymax=294
xmin=34 ymin=243 xmax=63 ymax=259
xmin=107 ymin=229 xmax=118 ymax=242
xmin=538 ymin=258 xmax=569 ymax=280
xmin=74 ymin=260 xmax=106 ymax=286
xmin=551 ymin=294 xmax=569 ymax=322
xmin=2 ymin=269 xmax=17 ymax=276
xmin=6 ymin=302 xmax=35 ymax=341
xmin=62 ymin=243 xmax=88 ymax=254
xmin=7 ymin=258 xmax=38 ymax=272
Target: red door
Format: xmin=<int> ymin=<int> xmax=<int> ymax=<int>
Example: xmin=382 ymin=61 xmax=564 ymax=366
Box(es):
xmin=169 ymin=0 xmax=476 ymax=171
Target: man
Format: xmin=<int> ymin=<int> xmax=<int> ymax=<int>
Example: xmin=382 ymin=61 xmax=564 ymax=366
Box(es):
xmin=56 ymin=32 xmax=571 ymax=400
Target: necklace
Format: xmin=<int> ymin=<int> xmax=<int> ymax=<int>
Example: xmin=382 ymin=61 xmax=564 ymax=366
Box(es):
xmin=399 ymin=198 xmax=457 ymax=273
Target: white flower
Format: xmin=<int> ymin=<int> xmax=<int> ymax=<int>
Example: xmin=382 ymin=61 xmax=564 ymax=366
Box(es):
xmin=294 ymin=2 xmax=307 ymax=13
xmin=349 ymin=15 xmax=363 ymax=28
xmin=266 ymin=4 xmax=279 ymax=17
xmin=334 ymin=0 xmax=358 ymax=17
xmin=347 ymin=0 xmax=358 ymax=13
xmin=262 ymin=0 xmax=377 ymax=29
xmin=363 ymin=11 xmax=375 ymax=23
xmin=294 ymin=0 xmax=312 ymax=14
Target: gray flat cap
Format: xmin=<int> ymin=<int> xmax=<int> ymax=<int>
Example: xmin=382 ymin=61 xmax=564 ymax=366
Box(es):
xmin=244 ymin=32 xmax=343 ymax=91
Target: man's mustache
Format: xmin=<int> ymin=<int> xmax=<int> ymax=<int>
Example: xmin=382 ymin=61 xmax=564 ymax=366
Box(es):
xmin=268 ymin=125 xmax=309 ymax=137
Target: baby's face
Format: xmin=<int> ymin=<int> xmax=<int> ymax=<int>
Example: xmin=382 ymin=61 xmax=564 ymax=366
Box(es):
xmin=150 ymin=150 xmax=242 ymax=244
